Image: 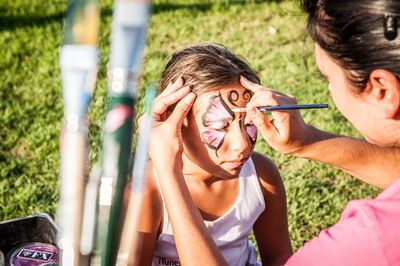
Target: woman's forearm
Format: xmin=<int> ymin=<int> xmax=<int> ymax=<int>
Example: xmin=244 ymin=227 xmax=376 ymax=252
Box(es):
xmin=295 ymin=126 xmax=400 ymax=189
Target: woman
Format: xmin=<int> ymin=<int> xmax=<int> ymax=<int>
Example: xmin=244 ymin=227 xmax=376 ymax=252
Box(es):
xmin=147 ymin=0 xmax=400 ymax=265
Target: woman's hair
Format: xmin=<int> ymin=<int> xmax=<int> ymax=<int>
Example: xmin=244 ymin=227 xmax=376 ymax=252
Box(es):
xmin=159 ymin=44 xmax=260 ymax=94
xmin=302 ymin=0 xmax=400 ymax=92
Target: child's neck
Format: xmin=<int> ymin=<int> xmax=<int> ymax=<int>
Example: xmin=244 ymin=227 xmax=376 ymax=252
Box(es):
xmin=181 ymin=153 xmax=221 ymax=184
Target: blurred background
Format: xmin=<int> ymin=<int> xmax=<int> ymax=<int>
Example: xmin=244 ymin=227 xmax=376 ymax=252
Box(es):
xmin=0 ymin=0 xmax=378 ymax=251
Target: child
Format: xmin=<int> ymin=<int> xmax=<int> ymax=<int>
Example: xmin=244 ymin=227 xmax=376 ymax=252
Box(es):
xmin=138 ymin=44 xmax=292 ymax=265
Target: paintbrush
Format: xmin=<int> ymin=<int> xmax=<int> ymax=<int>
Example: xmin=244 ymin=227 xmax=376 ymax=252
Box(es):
xmin=58 ymin=1 xmax=100 ymax=265
xmin=116 ymin=85 xmax=156 ymax=266
xmin=93 ymin=1 xmax=151 ymax=265
xmin=231 ymin=103 xmax=329 ymax=112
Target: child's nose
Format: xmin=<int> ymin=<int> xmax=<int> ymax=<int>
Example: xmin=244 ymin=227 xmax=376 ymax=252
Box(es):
xmin=229 ymin=124 xmax=250 ymax=153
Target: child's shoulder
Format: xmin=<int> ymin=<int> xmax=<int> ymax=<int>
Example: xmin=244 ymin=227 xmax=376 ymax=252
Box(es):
xmin=141 ymin=160 xmax=164 ymax=218
xmin=250 ymin=151 xmax=282 ymax=188
xmin=250 ymin=152 xmax=280 ymax=177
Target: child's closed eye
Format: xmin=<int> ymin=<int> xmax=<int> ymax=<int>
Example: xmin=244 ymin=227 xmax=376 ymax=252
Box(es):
xmin=209 ymin=120 xmax=229 ymax=130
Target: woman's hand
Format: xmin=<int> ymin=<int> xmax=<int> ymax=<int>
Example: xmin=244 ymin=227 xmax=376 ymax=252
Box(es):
xmin=241 ymin=76 xmax=313 ymax=155
xmin=145 ymin=77 xmax=196 ymax=170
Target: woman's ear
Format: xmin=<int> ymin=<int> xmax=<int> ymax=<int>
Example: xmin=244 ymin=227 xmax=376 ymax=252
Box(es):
xmin=366 ymin=69 xmax=400 ymax=118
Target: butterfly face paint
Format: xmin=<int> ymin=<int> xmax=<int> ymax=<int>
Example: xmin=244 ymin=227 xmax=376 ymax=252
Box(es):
xmin=201 ymin=92 xmax=234 ymax=151
xmin=201 ymin=89 xmax=257 ymax=154
xmin=181 ymin=85 xmax=258 ymax=178
xmin=227 ymin=89 xmax=257 ymax=144
xmin=227 ymin=90 xmax=252 ymax=106
xmin=245 ymin=123 xmax=257 ymax=144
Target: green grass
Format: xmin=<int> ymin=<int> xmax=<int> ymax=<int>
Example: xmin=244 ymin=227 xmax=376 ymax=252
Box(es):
xmin=0 ymin=0 xmax=378 ymax=251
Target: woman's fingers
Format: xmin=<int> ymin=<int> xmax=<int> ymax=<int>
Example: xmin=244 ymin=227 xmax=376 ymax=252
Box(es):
xmin=241 ymin=75 xmax=295 ymax=99
xmin=239 ymin=77 xmax=312 ymax=155
xmin=240 ymin=75 xmax=286 ymax=97
xmin=242 ymin=80 xmax=298 ymax=134
xmin=240 ymin=75 xmax=265 ymax=92
xmin=246 ymin=89 xmax=280 ymax=108
xmin=246 ymin=108 xmax=277 ymax=138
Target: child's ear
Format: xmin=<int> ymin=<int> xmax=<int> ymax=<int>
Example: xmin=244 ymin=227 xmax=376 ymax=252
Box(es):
xmin=366 ymin=69 xmax=400 ymax=118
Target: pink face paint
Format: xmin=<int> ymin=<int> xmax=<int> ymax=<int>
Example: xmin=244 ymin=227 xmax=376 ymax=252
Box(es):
xmin=245 ymin=123 xmax=257 ymax=144
xmin=201 ymin=93 xmax=234 ymax=150
xmin=202 ymin=128 xmax=225 ymax=149
xmin=202 ymin=94 xmax=234 ymax=128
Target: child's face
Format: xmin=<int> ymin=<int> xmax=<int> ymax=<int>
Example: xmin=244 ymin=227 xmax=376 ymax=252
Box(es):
xmin=182 ymin=84 xmax=257 ymax=178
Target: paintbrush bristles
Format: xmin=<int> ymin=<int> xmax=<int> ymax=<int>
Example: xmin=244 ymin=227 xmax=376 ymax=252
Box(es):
xmin=231 ymin=107 xmax=248 ymax=113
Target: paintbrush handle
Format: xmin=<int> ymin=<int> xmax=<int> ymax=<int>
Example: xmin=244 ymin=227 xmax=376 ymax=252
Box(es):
xmin=258 ymin=103 xmax=328 ymax=112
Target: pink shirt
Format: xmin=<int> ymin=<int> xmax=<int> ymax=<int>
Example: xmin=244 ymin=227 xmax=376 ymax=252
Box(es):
xmin=286 ymin=178 xmax=400 ymax=266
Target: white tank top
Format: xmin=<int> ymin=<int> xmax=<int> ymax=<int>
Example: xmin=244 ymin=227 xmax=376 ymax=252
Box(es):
xmin=152 ymin=158 xmax=265 ymax=266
